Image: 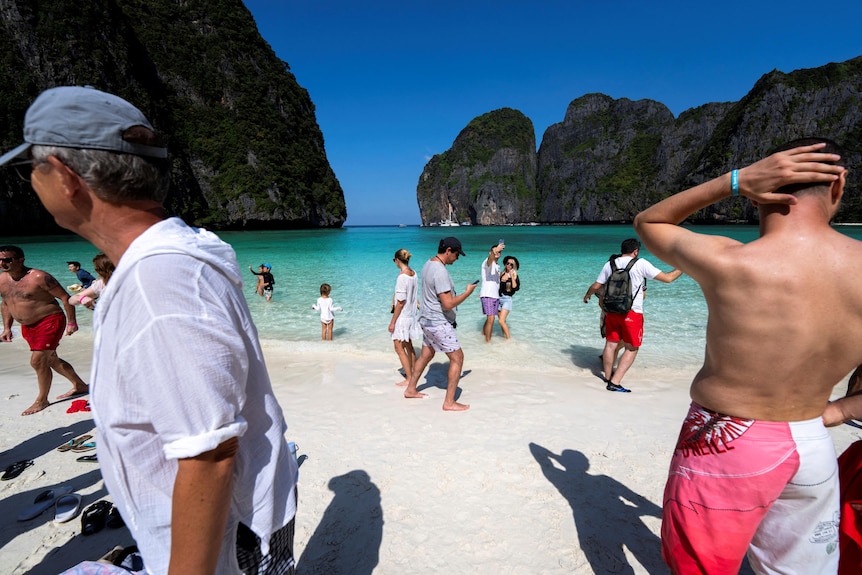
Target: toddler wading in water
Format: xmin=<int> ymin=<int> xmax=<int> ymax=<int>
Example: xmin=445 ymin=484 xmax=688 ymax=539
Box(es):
xmin=312 ymin=283 xmax=342 ymax=340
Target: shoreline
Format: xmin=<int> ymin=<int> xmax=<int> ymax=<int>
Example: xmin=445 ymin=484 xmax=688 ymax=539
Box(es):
xmin=2 ymin=333 xmax=860 ymax=574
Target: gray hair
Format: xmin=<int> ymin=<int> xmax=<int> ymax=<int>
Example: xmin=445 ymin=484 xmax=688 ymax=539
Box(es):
xmin=31 ymin=144 xmax=170 ymax=203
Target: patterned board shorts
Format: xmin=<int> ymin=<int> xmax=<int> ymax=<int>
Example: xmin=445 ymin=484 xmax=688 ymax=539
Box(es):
xmin=236 ymin=518 xmax=296 ymax=575
xmin=420 ymin=321 xmax=461 ymax=353
xmin=480 ymin=297 xmax=499 ymax=316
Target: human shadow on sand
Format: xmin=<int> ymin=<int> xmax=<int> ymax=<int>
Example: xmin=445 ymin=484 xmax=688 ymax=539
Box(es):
xmin=0 ymin=418 xmax=95 ymax=470
xmin=529 ymin=442 xmax=665 ymax=575
xmin=562 ymin=344 xmax=607 ymax=372
xmin=415 ymin=363 xmax=470 ymax=401
xmin=297 ymin=469 xmax=382 ymax=575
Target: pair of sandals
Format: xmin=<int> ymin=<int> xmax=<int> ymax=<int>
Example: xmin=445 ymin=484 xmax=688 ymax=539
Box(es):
xmin=57 ymin=434 xmax=96 ymax=453
xmin=82 ymin=500 xmax=125 ymax=535
xmin=17 ymin=486 xmax=81 ymax=522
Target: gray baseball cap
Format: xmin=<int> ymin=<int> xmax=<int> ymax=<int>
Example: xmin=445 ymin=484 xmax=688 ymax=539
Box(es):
xmin=0 ymin=85 xmax=167 ymax=166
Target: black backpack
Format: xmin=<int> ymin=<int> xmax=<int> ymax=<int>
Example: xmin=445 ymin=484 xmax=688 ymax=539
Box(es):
xmin=601 ymin=256 xmax=641 ymax=314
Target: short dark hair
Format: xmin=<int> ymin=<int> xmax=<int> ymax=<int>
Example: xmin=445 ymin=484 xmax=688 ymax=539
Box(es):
xmin=768 ymin=138 xmax=846 ymax=195
xmin=621 ymin=238 xmax=641 ymax=254
xmin=0 ymin=245 xmax=24 ymax=258
xmin=67 ymin=261 xmax=81 ymax=267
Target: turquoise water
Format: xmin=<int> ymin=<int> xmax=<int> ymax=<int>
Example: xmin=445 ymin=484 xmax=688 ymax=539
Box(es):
xmin=4 ymin=224 xmax=861 ymax=376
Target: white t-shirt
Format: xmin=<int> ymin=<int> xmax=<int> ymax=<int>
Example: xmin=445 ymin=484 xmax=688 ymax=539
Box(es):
xmin=313 ymin=296 xmax=342 ymax=323
xmin=595 ymin=256 xmax=662 ymax=314
xmin=480 ymin=258 xmax=501 ymax=298
xmin=91 ymin=218 xmax=297 ymax=574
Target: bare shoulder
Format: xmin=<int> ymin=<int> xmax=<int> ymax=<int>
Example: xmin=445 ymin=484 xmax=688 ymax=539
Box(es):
xmin=26 ymin=268 xmax=61 ymax=291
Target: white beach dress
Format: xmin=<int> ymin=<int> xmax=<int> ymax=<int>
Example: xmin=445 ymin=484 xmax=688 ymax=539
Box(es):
xmin=391 ymin=272 xmax=418 ymax=341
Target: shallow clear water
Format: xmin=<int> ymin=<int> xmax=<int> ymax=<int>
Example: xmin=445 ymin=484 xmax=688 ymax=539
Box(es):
xmin=3 ymin=224 xmax=860 ymax=376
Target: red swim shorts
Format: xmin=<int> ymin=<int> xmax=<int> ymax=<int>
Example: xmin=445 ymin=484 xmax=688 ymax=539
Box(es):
xmin=21 ymin=312 xmax=66 ymax=351
xmin=603 ymin=310 xmax=644 ymax=347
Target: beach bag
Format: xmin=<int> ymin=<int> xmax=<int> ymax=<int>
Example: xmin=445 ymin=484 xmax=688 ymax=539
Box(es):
xmin=601 ymin=257 xmax=641 ymax=315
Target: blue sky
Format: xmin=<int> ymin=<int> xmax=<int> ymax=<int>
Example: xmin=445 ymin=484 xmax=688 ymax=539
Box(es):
xmin=242 ymin=0 xmax=862 ymax=226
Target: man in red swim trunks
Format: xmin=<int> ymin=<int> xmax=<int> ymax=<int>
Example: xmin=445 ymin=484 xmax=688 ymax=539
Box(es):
xmin=0 ymin=245 xmax=88 ymax=415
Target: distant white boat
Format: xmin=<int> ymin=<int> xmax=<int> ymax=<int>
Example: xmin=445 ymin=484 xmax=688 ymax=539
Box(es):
xmin=398 ymin=223 xmax=407 ymax=227
xmin=460 ymin=221 xmax=472 ymax=226
xmin=438 ymin=201 xmax=459 ymax=227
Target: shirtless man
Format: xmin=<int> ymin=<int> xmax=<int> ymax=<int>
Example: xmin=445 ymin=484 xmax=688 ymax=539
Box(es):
xmin=633 ymin=138 xmax=852 ymax=574
xmin=0 ymin=245 xmax=88 ymax=415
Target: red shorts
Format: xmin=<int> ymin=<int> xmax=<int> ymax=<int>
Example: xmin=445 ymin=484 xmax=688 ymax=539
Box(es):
xmin=603 ymin=310 xmax=644 ymax=347
xmin=21 ymin=312 xmax=66 ymax=351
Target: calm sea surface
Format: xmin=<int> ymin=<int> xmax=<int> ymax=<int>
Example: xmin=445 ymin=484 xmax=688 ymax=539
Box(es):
xmin=4 ymin=224 xmax=861 ymax=377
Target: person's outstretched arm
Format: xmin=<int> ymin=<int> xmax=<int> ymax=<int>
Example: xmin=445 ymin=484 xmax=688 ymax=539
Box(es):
xmin=653 ymin=270 xmax=683 ymax=284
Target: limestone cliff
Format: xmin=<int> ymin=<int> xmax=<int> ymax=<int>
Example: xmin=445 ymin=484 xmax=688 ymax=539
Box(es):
xmin=419 ymin=56 xmax=862 ymax=224
xmin=0 ymin=0 xmax=346 ymax=235
xmin=417 ymin=108 xmax=537 ymax=225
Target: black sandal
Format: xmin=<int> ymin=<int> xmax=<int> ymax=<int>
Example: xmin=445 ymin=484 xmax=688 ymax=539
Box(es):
xmin=81 ymin=500 xmax=112 ymax=535
xmin=107 ymin=505 xmax=125 ymax=528
xmin=1 ymin=459 xmax=34 ymax=480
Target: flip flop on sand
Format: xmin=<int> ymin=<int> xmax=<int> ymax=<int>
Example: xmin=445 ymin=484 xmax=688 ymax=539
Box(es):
xmin=18 ymin=486 xmax=73 ymax=521
xmin=2 ymin=459 xmax=34 ymax=480
xmin=66 ymin=399 xmax=90 ymax=413
xmin=70 ymin=442 xmax=96 ymax=453
xmin=54 ymin=493 xmax=82 ymax=523
xmin=76 ymin=454 xmax=98 ymax=463
xmin=57 ymin=434 xmax=92 ymax=452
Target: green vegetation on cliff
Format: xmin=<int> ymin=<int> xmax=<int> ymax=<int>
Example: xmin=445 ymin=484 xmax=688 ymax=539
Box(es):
xmin=0 ymin=0 xmax=345 ymax=235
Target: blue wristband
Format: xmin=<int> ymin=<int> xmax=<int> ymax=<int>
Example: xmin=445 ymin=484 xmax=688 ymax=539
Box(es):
xmin=731 ymin=169 xmax=739 ymax=196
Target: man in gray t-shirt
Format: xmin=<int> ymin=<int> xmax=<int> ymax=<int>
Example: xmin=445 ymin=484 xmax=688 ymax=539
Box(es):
xmin=404 ymin=236 xmax=478 ymax=411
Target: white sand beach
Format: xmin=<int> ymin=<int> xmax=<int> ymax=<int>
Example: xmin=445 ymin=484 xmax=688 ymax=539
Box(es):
xmin=2 ymin=332 xmax=860 ymax=575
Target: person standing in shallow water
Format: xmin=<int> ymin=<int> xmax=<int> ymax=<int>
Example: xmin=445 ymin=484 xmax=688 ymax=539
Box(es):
xmin=403 ymin=236 xmax=477 ymax=411
xmin=497 ymin=255 xmax=519 ymax=339
xmin=312 ymin=283 xmax=342 ymax=340
xmin=0 ymin=245 xmax=88 ymax=415
xmin=389 ymin=249 xmax=418 ymax=387
xmin=480 ymin=241 xmax=505 ymax=342
xmin=249 ymin=263 xmax=274 ymax=301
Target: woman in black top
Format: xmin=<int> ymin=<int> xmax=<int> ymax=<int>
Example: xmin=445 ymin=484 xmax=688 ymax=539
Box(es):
xmin=498 ymin=256 xmax=520 ymax=339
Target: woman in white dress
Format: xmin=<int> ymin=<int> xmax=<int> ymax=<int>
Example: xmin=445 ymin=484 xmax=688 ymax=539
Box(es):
xmin=388 ymin=248 xmax=418 ymax=386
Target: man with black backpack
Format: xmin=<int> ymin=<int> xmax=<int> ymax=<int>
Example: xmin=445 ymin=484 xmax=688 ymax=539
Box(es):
xmin=583 ymin=238 xmax=682 ymax=392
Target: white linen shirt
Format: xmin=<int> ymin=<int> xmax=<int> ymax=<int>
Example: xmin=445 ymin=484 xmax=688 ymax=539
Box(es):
xmin=91 ymin=218 xmax=297 ymax=575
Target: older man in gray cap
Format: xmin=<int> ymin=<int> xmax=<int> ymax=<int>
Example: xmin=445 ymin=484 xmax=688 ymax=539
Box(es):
xmin=403 ymin=236 xmax=477 ymax=411
xmin=0 ymin=86 xmax=298 ymax=575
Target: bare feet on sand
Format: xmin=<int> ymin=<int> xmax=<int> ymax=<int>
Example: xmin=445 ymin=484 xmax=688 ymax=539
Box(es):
xmin=404 ymin=390 xmax=428 ymax=399
xmin=443 ymin=402 xmax=470 ymax=412
xmin=395 ymin=380 xmax=408 ymax=387
xmin=56 ymin=385 xmax=89 ymax=400
xmin=22 ymin=400 xmax=50 ymax=416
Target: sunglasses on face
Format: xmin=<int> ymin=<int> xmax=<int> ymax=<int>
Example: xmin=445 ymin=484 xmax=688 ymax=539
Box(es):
xmin=0 ymin=257 xmax=17 ymax=263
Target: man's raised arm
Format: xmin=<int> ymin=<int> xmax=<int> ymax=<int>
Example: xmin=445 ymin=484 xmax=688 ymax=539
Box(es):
xmin=634 ymin=143 xmax=844 ymax=267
